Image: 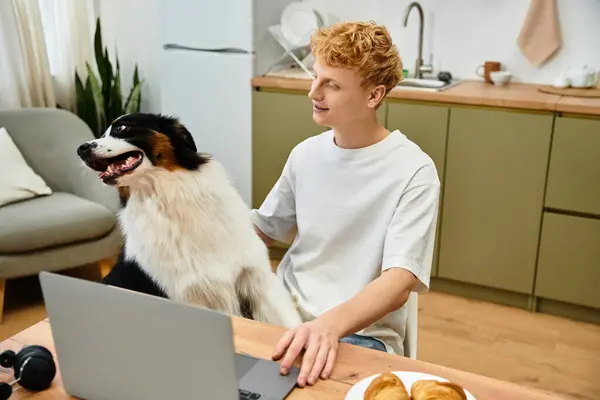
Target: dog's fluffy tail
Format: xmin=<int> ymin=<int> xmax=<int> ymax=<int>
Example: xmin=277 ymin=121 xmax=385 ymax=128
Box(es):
xmin=235 ymin=267 xmax=302 ymax=329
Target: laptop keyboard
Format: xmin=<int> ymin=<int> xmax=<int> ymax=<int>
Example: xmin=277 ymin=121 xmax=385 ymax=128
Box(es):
xmin=238 ymin=389 xmax=261 ymax=399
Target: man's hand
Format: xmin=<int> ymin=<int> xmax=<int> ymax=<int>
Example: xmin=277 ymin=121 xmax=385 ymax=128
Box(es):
xmin=272 ymin=318 xmax=340 ymax=387
xmin=272 ymin=268 xmax=418 ymax=388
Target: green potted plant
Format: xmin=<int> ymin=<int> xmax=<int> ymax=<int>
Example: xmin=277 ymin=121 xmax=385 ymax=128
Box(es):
xmin=74 ymin=18 xmax=143 ymax=138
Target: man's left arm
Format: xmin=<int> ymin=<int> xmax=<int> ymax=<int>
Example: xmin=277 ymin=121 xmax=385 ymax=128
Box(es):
xmin=272 ymin=164 xmax=440 ymax=387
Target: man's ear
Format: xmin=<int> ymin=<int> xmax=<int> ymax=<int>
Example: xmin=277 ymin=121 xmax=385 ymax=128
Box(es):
xmin=368 ymin=84 xmax=387 ymax=108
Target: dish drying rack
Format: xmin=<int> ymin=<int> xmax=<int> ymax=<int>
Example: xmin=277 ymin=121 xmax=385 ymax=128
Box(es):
xmin=264 ymin=24 xmax=315 ymax=79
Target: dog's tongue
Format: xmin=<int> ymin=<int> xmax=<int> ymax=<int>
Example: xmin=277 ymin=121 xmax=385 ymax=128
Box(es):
xmin=99 ymin=155 xmax=140 ymax=179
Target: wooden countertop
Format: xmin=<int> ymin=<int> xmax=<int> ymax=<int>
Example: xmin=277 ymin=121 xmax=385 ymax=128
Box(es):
xmin=251 ymin=75 xmax=600 ymax=116
xmin=556 ymin=95 xmax=600 ymax=116
xmin=2 ymin=317 xmax=567 ymax=399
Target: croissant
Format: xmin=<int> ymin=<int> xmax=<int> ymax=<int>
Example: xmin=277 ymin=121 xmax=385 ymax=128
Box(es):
xmin=363 ymin=372 xmax=410 ymax=400
xmin=410 ymin=379 xmax=467 ymax=400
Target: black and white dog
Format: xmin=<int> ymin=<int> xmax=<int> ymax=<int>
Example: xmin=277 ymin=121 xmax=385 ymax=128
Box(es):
xmin=77 ymin=113 xmax=302 ymax=329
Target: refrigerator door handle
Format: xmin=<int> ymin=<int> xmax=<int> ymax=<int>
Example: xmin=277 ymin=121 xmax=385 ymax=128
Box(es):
xmin=163 ymin=43 xmax=252 ymax=54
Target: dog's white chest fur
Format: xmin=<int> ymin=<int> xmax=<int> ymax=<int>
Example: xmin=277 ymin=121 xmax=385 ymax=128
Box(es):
xmin=80 ymin=114 xmax=301 ymax=329
xmin=117 ymin=159 xmax=302 ymax=329
xmin=119 ymin=161 xmax=268 ymax=299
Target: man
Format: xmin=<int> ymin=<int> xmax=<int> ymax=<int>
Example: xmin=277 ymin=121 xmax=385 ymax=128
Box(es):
xmin=251 ymin=21 xmax=440 ymax=388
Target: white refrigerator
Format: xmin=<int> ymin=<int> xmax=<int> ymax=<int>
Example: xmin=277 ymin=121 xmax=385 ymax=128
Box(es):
xmin=158 ymin=0 xmax=294 ymax=206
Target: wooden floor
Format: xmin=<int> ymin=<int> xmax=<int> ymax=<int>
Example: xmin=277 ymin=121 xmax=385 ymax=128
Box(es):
xmin=2 ymin=265 xmax=599 ymax=400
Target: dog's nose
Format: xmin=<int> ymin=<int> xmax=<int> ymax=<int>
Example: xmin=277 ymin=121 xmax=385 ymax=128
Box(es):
xmin=77 ymin=142 xmax=97 ymax=156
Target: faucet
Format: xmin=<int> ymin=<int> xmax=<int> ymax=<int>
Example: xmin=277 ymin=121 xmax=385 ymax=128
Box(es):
xmin=403 ymin=1 xmax=432 ymax=79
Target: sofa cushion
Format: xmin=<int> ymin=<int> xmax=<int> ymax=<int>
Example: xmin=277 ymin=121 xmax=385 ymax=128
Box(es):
xmin=0 ymin=192 xmax=116 ymax=254
xmin=0 ymin=126 xmax=52 ymax=207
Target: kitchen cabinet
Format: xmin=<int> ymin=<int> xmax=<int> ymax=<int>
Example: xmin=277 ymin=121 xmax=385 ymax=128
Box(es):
xmin=437 ymin=107 xmax=553 ymax=294
xmin=386 ymin=101 xmax=449 ymax=276
xmin=252 ymin=89 xmax=323 ymax=208
xmin=386 ymin=101 xmax=449 ymax=182
xmin=535 ymin=212 xmax=600 ymax=309
xmin=545 ymin=115 xmax=600 ymax=216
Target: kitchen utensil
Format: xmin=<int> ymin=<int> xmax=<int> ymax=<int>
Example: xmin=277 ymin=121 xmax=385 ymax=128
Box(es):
xmin=490 ymin=71 xmax=512 ymax=86
xmin=476 ymin=61 xmax=501 ymax=84
xmin=569 ymin=65 xmax=598 ymax=88
xmin=280 ymin=2 xmax=320 ymax=48
xmin=553 ymin=72 xmax=571 ymax=88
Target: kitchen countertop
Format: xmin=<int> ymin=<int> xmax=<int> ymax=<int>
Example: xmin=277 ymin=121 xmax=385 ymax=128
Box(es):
xmin=251 ymin=75 xmax=600 ymax=116
xmin=556 ymin=95 xmax=600 ymax=116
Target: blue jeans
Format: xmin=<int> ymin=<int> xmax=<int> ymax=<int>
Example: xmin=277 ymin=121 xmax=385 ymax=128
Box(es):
xmin=339 ymin=334 xmax=387 ymax=352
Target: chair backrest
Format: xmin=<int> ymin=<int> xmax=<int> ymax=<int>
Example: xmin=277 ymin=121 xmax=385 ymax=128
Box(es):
xmin=0 ymin=107 xmax=119 ymax=213
xmin=404 ymin=291 xmax=418 ymax=359
xmin=0 ymin=107 xmax=96 ymax=193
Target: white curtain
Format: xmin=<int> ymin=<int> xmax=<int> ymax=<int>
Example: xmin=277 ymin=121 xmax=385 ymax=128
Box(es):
xmin=0 ymin=0 xmax=96 ymax=111
xmin=0 ymin=0 xmax=56 ymax=109
xmin=39 ymin=0 xmax=96 ymax=110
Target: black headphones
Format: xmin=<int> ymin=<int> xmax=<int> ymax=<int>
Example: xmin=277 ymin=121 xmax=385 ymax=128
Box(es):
xmin=0 ymin=345 xmax=56 ymax=399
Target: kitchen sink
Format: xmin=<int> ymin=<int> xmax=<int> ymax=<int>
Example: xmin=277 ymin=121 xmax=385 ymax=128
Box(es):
xmin=396 ymin=77 xmax=462 ymax=92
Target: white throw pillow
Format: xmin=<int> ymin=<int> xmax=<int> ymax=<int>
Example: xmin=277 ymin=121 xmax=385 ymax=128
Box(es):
xmin=0 ymin=126 xmax=52 ymax=207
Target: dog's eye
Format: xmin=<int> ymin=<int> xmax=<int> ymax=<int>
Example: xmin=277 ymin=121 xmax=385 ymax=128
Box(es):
xmin=116 ymin=125 xmax=128 ymax=132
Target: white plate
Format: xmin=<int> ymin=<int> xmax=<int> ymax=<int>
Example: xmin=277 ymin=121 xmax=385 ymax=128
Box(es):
xmin=345 ymin=371 xmax=477 ymax=400
xmin=280 ymin=2 xmax=320 ymax=48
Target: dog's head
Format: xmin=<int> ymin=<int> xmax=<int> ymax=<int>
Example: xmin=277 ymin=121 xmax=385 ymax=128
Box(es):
xmin=77 ymin=113 xmax=207 ymax=186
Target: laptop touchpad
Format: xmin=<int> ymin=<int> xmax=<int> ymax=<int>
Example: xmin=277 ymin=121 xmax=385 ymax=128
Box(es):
xmin=235 ymin=354 xmax=259 ymax=378
xmin=236 ymin=355 xmax=299 ymax=398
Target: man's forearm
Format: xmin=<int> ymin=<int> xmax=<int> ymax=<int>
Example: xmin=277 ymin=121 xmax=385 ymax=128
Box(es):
xmin=319 ymin=267 xmax=417 ymax=339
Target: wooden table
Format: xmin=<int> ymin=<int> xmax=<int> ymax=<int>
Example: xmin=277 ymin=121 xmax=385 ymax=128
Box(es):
xmin=1 ymin=317 xmax=566 ymax=399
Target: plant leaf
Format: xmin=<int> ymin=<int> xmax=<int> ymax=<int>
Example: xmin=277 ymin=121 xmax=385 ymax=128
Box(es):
xmin=84 ymin=75 xmax=99 ymax=137
xmin=75 ymin=71 xmax=91 ymax=132
xmin=103 ymin=47 xmax=114 ymax=118
xmin=124 ymin=64 xmax=138 ymax=112
xmin=111 ymin=55 xmax=124 ymax=120
xmin=133 ymin=64 xmax=139 ymax=87
xmin=94 ymin=18 xmax=108 ymax=93
xmin=125 ymin=80 xmax=143 ymax=114
xmin=86 ymin=62 xmax=105 ymax=134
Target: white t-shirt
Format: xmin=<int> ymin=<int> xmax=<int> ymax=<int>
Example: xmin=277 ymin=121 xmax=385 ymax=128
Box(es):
xmin=251 ymin=129 xmax=440 ymax=355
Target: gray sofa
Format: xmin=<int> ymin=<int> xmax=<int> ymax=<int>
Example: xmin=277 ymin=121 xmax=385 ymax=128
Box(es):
xmin=0 ymin=108 xmax=122 ymax=321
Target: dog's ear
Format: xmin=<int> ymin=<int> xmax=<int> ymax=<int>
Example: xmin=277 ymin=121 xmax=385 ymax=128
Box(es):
xmin=173 ymin=123 xmax=197 ymax=153
xmin=171 ymin=123 xmax=208 ymax=170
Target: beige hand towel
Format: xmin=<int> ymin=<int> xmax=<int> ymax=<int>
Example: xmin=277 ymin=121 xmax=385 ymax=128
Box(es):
xmin=517 ymin=0 xmax=562 ymax=67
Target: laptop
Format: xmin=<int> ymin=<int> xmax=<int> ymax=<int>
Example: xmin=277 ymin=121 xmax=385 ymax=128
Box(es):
xmin=39 ymin=271 xmax=299 ymax=400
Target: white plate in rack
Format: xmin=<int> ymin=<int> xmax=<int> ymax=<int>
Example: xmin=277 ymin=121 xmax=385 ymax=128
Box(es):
xmin=344 ymin=371 xmax=478 ymax=399
xmin=280 ymin=2 xmax=320 ymax=48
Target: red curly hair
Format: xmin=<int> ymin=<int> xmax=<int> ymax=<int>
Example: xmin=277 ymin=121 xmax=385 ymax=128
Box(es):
xmin=310 ymin=21 xmax=404 ymax=94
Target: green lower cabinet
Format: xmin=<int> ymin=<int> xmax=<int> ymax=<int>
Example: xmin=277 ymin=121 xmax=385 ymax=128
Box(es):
xmin=252 ymin=89 xmax=323 ymax=208
xmin=386 ymin=101 xmax=449 ymax=277
xmin=535 ymin=212 xmax=600 ymax=310
xmin=545 ymin=115 xmax=600 ymax=216
xmin=385 ymin=101 xmax=449 ymax=178
xmin=437 ymin=107 xmax=553 ymax=294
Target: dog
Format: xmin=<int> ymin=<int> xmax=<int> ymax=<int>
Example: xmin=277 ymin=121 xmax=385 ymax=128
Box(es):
xmin=77 ymin=113 xmax=302 ymax=329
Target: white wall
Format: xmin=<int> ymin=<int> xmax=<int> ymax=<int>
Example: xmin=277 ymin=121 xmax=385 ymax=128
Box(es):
xmin=304 ymin=0 xmax=599 ymax=84
xmin=95 ymin=0 xmax=161 ymax=113
xmin=95 ymin=0 xmax=598 ymax=114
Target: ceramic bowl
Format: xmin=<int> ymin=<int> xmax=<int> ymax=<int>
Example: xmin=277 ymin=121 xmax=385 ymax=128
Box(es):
xmin=490 ymin=71 xmax=512 ymax=86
